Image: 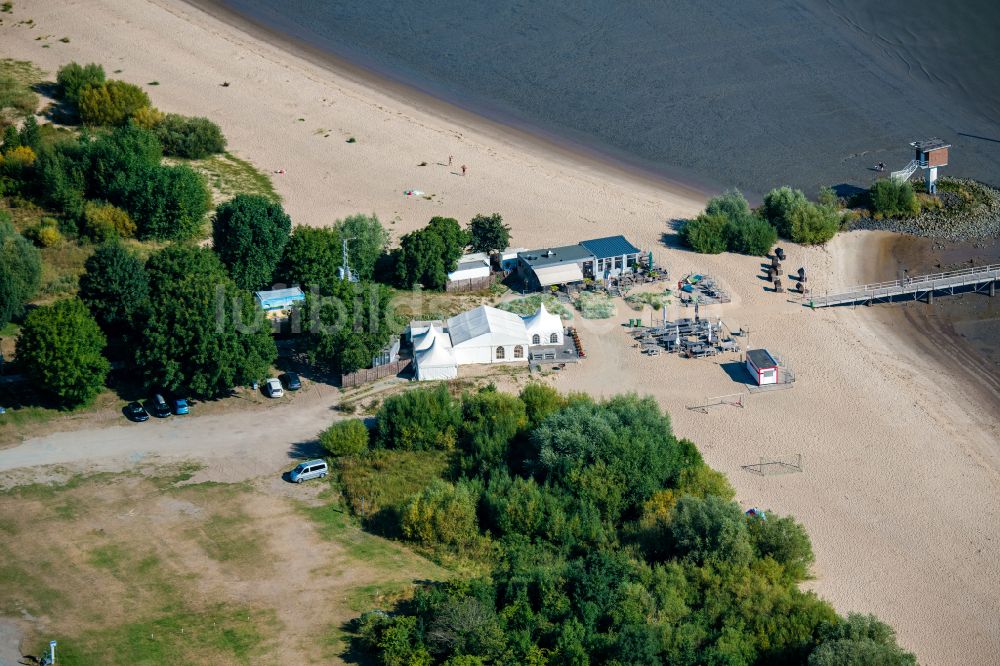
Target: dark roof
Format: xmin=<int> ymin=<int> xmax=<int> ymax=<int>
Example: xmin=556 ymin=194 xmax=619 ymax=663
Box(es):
xmin=580 ymin=235 xmax=641 ymax=259
xmin=911 ymin=138 xmax=951 ymax=152
xmin=518 ymin=244 xmax=595 ymax=268
xmin=746 ymin=348 xmax=778 ymax=369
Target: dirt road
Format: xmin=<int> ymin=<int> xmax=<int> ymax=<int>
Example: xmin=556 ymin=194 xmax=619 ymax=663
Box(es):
xmin=0 ymin=387 xmax=343 ymax=483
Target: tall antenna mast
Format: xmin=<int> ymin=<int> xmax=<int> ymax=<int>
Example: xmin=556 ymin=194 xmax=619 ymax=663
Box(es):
xmin=339 ymin=236 xmax=357 ymax=282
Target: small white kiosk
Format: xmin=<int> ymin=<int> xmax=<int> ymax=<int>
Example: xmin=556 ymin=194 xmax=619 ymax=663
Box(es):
xmin=746 ymin=349 xmax=779 ymax=386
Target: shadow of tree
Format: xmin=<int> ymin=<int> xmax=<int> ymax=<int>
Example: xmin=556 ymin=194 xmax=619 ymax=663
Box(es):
xmin=33 ymin=81 xmax=78 ymax=125
xmin=288 ymin=438 xmax=324 ymax=460
xmin=660 ymin=219 xmax=688 ymax=251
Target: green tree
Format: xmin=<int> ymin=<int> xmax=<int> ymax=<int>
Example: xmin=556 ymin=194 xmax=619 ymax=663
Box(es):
xmin=304 ymin=279 xmax=394 ymax=374
xmin=458 ymin=387 xmax=527 ymax=474
xmin=278 ymin=225 xmax=342 ymax=288
xmin=18 ymin=115 xmax=40 ymax=151
xmin=114 ymin=164 xmax=210 ymax=241
xmin=746 ymin=512 xmax=815 ymax=580
xmin=394 ymin=216 xmax=469 ymax=290
xmin=133 ymin=245 xmax=276 ymax=397
xmin=762 ymin=186 xmax=808 ymax=237
xmin=706 ymin=189 xmax=752 ymax=221
xmin=666 ymin=495 xmax=753 ymax=565
xmin=0 ymin=217 xmax=42 ymax=326
xmin=401 ymin=479 xmax=479 ymax=546
xmin=728 ymin=215 xmax=777 ymax=256
xmin=377 ymin=383 xmax=462 ymax=450
xmin=1 ymin=125 xmax=19 ymax=151
xmin=809 ymin=614 xmax=916 ymax=666
xmin=35 ymin=140 xmax=88 ymax=218
xmin=679 ymin=212 xmax=729 ymax=254
xmin=787 ymin=202 xmax=840 ymax=244
xmin=334 ymin=213 xmax=390 ymax=281
xmin=17 ymin=298 xmax=110 ymax=407
xmin=519 ymin=382 xmax=565 ymax=428
xmin=155 ymin=113 xmax=227 ymax=158
xmin=319 ymin=418 xmax=370 ymax=457
xmin=78 ymin=241 xmax=149 ymax=333
xmin=78 ymin=80 xmax=151 ymax=126
xmin=817 ymin=186 xmax=838 ymax=208
xmin=869 ymin=180 xmax=920 ymax=219
xmin=55 ymin=62 xmax=106 ymax=105
xmin=212 ymin=194 xmax=292 ymax=290
xmin=86 ymin=122 xmax=163 ymax=197
xmin=468 ymin=212 xmax=510 ymax=255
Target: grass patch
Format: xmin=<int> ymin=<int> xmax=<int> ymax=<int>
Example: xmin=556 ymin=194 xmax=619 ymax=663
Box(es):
xmin=0 ymin=58 xmax=42 ymax=120
xmin=302 ymin=501 xmax=415 ymax=570
xmin=1 ymin=3 xmax=13 ymax=14
xmin=89 ymin=543 xmax=129 ymax=570
xmin=50 ymin=605 xmax=277 ymax=666
xmin=624 ymin=290 xmax=672 ymax=311
xmin=574 ymin=290 xmax=616 ymax=319
xmin=496 ymin=293 xmax=573 ymax=319
xmin=183 ymin=152 xmax=280 ymax=203
xmin=345 ymin=581 xmax=414 ymax=613
xmin=337 ymin=450 xmax=450 ymax=527
xmin=193 ymin=511 xmax=268 ymax=568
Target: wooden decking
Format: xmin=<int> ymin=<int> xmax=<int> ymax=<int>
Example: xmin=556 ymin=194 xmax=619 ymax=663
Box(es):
xmin=809 ymin=263 xmax=1000 ymax=308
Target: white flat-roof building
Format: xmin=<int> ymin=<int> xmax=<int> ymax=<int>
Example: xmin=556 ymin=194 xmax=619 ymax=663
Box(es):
xmin=447 ymin=252 xmax=491 ymax=282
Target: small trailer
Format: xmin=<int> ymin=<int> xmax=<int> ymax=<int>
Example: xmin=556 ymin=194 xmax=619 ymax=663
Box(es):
xmin=746 ymin=348 xmax=779 ymax=386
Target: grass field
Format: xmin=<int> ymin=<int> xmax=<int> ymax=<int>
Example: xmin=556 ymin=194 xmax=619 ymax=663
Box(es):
xmin=0 ymin=464 xmax=444 ymax=664
xmin=182 ymin=152 xmax=281 ymax=204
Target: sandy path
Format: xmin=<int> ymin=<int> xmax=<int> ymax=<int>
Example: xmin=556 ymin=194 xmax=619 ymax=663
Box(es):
xmin=2 ymin=2 xmax=1000 ymax=664
xmin=0 ymin=386 xmax=338 ymax=482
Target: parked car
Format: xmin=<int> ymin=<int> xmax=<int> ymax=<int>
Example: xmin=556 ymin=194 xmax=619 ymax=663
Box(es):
xmin=173 ymin=398 xmax=189 ymax=415
xmin=289 ymin=459 xmax=328 ymax=484
xmin=125 ymin=401 xmax=148 ymax=422
xmin=263 ymin=377 xmax=284 ymax=398
xmin=150 ymin=393 xmax=171 ymax=418
xmin=281 ymin=372 xmax=302 ymax=391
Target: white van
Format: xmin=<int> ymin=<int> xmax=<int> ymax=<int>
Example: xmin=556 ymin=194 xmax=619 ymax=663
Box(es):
xmin=289 ymin=459 xmax=328 ymax=483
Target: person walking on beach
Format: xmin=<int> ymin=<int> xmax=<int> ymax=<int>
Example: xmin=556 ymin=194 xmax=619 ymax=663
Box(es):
xmin=448 ymin=155 xmax=453 ymax=166
xmin=461 ymin=164 xmax=467 ymax=176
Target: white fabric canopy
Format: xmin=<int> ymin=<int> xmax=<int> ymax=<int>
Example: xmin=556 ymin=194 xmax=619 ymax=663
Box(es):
xmin=533 ymin=262 xmax=584 ymax=287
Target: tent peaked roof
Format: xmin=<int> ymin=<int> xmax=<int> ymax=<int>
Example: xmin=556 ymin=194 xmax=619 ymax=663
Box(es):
xmin=447 ymin=305 xmax=527 ymax=346
xmin=415 ymin=336 xmax=456 ymax=368
xmin=523 ymin=302 xmax=562 ymax=330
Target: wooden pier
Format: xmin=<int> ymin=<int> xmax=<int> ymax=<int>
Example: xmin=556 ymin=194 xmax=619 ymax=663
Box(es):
xmin=809 ymin=263 xmax=1000 ymax=308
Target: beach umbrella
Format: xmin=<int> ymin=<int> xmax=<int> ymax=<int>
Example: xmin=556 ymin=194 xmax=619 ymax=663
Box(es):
xmin=706 ymin=319 xmax=713 ymax=343
xmin=675 ymin=325 xmax=681 ymax=346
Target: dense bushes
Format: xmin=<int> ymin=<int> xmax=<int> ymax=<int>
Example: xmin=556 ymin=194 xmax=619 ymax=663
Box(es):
xmin=343 ymin=386 xmax=915 ymax=665
xmin=680 ymin=190 xmax=776 ymax=255
xmin=320 ymin=419 xmax=371 ymax=457
xmin=156 ymin=113 xmax=226 ymax=158
xmin=869 ymin=179 xmax=920 ymax=218
xmin=55 ymin=61 xmax=106 ymax=106
xmin=82 ymin=201 xmax=136 ymax=241
xmin=78 ymin=80 xmax=152 ymax=126
xmin=0 ymin=216 xmax=42 ymax=327
xmin=401 ymin=479 xmax=479 ymax=547
xmin=32 ymin=123 xmax=211 ymax=241
xmin=759 ymin=186 xmax=842 ymax=245
xmin=376 ymin=383 xmax=462 ymax=451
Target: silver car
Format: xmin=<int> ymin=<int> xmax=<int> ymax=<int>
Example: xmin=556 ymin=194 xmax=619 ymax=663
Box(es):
xmin=289 ymin=459 xmax=328 ymax=483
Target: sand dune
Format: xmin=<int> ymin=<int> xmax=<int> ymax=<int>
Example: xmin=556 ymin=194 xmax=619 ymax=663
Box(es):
xmin=1 ymin=1 xmax=999 ymax=663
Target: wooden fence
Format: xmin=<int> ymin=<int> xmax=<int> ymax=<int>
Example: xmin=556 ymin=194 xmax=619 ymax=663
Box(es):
xmin=340 ymin=359 xmax=411 ymax=388
xmin=445 ymin=275 xmax=494 ymax=293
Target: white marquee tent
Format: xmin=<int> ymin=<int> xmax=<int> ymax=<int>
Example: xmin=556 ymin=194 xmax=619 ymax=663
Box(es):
xmin=447 ymin=305 xmax=530 ymax=365
xmin=414 ymin=327 xmax=458 ymax=381
xmin=523 ymin=303 xmax=564 ymax=346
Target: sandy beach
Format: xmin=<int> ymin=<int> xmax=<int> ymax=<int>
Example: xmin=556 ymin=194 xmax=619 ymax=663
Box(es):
xmin=2 ymin=1 xmax=999 ymax=663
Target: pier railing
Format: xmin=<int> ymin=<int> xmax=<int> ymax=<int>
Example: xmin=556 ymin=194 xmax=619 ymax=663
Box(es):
xmin=810 ymin=263 xmax=1000 ymax=308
